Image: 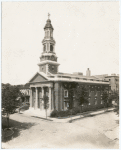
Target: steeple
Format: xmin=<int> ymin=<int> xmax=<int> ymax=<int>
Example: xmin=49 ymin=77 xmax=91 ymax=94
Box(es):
xmin=38 ymin=14 xmax=60 ymax=74
xmin=44 ymin=13 xmax=54 ymax=30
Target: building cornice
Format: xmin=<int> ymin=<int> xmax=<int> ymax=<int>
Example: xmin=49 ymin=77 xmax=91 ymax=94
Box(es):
xmin=38 ymin=60 xmax=60 ymax=66
xmin=48 ymin=78 xmax=109 ymax=85
xmin=40 ymin=53 xmax=57 ymax=58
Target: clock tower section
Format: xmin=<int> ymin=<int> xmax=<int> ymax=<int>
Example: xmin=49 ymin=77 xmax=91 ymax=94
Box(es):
xmin=38 ymin=15 xmax=60 ymax=74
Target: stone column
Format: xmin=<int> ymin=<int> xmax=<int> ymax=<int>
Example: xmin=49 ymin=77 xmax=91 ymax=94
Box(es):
xmin=53 ymin=45 xmax=55 ymax=52
xmin=49 ymin=87 xmax=51 ymax=111
xmin=30 ymin=88 xmax=32 ymax=108
xmin=40 ymin=87 xmax=42 ymax=110
xmin=35 ymin=87 xmax=38 ymax=110
xmin=60 ymin=84 xmax=62 ymax=111
xmin=42 ymin=87 xmax=44 ymax=110
xmin=46 ymin=43 xmax=47 ymax=52
xmin=51 ymin=88 xmax=54 ymax=111
xmin=48 ymin=43 xmax=50 ymax=52
xmin=64 ymin=102 xmax=65 ymax=111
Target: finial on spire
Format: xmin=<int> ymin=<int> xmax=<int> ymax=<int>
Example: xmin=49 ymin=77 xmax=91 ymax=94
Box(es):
xmin=48 ymin=13 xmax=50 ymax=19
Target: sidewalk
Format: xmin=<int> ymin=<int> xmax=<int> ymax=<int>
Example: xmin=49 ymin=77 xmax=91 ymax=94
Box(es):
xmin=52 ymin=107 xmax=114 ymax=123
xmin=21 ymin=107 xmax=114 ymax=123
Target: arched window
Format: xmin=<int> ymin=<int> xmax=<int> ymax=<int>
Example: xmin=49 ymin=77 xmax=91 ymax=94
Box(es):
xmin=50 ymin=45 xmax=53 ymax=52
xmin=47 ymin=31 xmax=49 ymax=37
xmin=44 ymin=45 xmax=46 ymax=52
xmin=52 ymin=66 xmax=55 ymax=71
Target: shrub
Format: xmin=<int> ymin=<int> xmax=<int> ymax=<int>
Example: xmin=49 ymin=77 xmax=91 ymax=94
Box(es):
xmin=58 ymin=110 xmax=70 ymax=117
xmin=50 ymin=110 xmax=58 ymax=117
xmin=71 ymin=109 xmax=77 ymax=115
xmin=72 ymin=107 xmax=80 ymax=114
xmin=57 ymin=111 xmax=65 ymax=117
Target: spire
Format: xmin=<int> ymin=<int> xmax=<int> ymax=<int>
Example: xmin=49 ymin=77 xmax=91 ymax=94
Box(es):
xmin=44 ymin=13 xmax=54 ymax=30
xmin=38 ymin=16 xmax=60 ymax=74
xmin=48 ymin=13 xmax=50 ymax=19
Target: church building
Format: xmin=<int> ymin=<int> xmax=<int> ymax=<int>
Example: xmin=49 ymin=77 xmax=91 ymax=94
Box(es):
xmin=28 ymin=15 xmax=110 ymax=114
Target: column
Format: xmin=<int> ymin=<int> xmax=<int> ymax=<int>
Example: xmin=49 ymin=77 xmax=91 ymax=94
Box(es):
xmin=48 ymin=43 xmax=50 ymax=52
xmin=60 ymin=84 xmax=62 ymax=111
xmin=30 ymin=88 xmax=32 ymax=108
xmin=46 ymin=43 xmax=47 ymax=52
xmin=42 ymin=87 xmax=44 ymax=110
xmin=64 ymin=102 xmax=66 ymax=111
xmin=35 ymin=87 xmax=38 ymax=110
xmin=49 ymin=87 xmax=51 ymax=111
xmin=53 ymin=45 xmax=55 ymax=52
xmin=51 ymin=88 xmax=54 ymax=111
xmin=40 ymin=87 xmax=42 ymax=110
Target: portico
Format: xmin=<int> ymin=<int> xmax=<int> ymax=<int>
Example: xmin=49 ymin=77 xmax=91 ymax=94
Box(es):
xmin=30 ymin=83 xmax=53 ymax=112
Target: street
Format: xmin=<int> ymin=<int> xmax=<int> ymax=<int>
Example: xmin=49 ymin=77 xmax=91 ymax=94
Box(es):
xmin=2 ymin=111 xmax=119 ymax=149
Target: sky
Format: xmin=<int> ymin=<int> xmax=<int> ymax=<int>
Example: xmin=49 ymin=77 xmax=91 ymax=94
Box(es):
xmin=2 ymin=1 xmax=120 ymax=85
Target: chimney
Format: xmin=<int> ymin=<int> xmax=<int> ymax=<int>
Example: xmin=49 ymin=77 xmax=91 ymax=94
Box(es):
xmin=86 ymin=68 xmax=91 ymax=76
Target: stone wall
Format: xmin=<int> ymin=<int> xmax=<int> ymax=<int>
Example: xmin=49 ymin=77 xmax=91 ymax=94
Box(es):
xmin=53 ymin=82 xmax=110 ymax=112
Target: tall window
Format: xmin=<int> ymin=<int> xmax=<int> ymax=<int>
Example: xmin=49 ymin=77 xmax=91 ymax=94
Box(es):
xmin=44 ymin=45 xmax=46 ymax=52
xmin=64 ymin=90 xmax=68 ymax=97
xmin=52 ymin=66 xmax=54 ymax=71
xmin=47 ymin=31 xmax=49 ymax=37
xmin=50 ymin=45 xmax=53 ymax=52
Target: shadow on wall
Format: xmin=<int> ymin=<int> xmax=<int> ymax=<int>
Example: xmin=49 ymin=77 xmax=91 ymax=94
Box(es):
xmin=2 ymin=117 xmax=36 ymax=143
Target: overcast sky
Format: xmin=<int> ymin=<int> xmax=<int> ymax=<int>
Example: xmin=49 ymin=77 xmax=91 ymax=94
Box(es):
xmin=2 ymin=1 xmax=120 ymax=85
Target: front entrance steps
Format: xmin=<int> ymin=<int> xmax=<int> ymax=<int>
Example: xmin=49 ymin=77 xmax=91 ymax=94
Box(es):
xmin=23 ymin=107 xmax=52 ymax=118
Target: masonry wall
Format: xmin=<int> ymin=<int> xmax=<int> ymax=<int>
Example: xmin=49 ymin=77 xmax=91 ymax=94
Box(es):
xmin=60 ymin=83 xmax=64 ymax=110
xmin=54 ymin=82 xmax=59 ymax=111
xmin=39 ymin=64 xmax=46 ymax=73
xmin=56 ymin=82 xmax=110 ymax=112
xmin=54 ymin=82 xmax=65 ymax=111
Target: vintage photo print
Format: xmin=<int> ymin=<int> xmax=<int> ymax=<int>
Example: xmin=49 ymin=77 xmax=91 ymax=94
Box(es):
xmin=1 ymin=1 xmax=120 ymax=149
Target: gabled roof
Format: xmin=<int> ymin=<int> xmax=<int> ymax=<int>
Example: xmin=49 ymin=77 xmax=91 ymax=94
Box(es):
xmin=28 ymin=72 xmax=49 ymax=83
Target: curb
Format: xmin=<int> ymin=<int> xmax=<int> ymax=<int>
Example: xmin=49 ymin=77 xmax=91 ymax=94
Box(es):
xmin=50 ymin=108 xmax=114 ymax=123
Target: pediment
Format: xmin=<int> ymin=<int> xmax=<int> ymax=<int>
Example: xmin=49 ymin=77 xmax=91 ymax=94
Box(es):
xmin=29 ymin=73 xmax=48 ymax=83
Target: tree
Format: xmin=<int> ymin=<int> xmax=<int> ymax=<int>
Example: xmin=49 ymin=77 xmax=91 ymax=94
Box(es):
xmin=43 ymin=95 xmax=49 ymax=119
xmin=102 ymin=90 xmax=110 ymax=110
xmin=62 ymin=82 xmax=78 ymax=123
xmin=112 ymin=90 xmax=119 ymax=115
xmin=75 ymin=85 xmax=89 ymax=114
xmin=2 ymin=84 xmax=21 ymax=128
xmin=68 ymin=88 xmax=74 ymax=110
xmin=68 ymin=88 xmax=75 ymax=123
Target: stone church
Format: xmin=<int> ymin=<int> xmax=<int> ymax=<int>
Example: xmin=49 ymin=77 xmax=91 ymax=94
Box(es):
xmin=28 ymin=16 xmax=110 ymax=114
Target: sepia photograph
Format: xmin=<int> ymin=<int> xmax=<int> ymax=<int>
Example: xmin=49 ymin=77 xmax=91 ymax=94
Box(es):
xmin=1 ymin=1 xmax=120 ymax=149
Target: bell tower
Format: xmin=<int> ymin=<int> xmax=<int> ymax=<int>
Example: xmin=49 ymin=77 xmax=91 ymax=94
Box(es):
xmin=38 ymin=14 xmax=60 ymax=74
